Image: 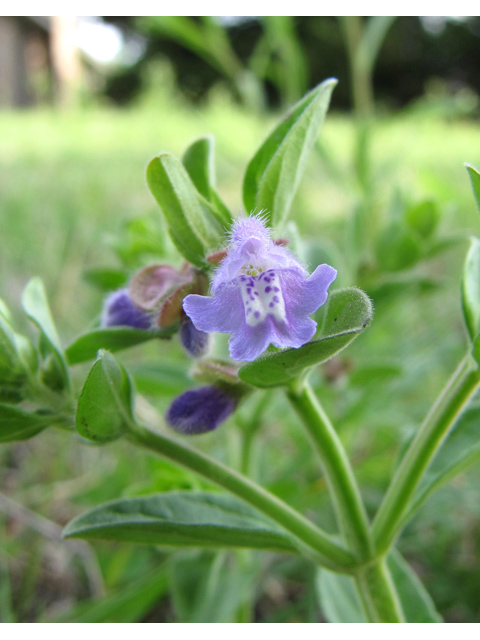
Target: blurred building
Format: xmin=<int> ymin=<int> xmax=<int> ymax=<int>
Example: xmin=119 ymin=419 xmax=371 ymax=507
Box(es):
xmin=0 ymin=16 xmax=82 ymax=108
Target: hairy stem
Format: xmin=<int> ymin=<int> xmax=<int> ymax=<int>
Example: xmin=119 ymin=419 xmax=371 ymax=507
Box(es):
xmin=287 ymin=381 xmax=373 ymax=562
xmin=373 ymin=356 xmax=480 ymax=553
xmin=127 ymin=421 xmax=356 ymax=572
xmin=354 ymin=560 xmax=405 ymax=622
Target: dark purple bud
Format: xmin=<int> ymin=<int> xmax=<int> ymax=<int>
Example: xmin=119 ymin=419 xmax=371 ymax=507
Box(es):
xmin=179 ymin=316 xmax=210 ymax=358
xmin=166 ymin=385 xmax=238 ymax=435
xmin=102 ymin=289 xmax=152 ymax=330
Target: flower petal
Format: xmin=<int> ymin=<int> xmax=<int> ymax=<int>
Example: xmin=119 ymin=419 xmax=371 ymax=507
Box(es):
xmin=183 ymin=282 xmax=244 ymax=335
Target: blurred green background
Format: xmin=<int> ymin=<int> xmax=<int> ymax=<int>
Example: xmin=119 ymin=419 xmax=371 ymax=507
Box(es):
xmin=1 ymin=16 xmax=480 ymax=622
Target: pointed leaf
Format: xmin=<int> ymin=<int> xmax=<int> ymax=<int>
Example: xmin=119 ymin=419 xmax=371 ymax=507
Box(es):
xmin=0 ymin=404 xmax=51 ymax=443
xmin=147 ymin=154 xmax=226 ymax=267
xmin=376 ymin=222 xmax=421 ymax=272
xmin=461 ymin=236 xmax=480 ymax=341
xmin=243 ymin=78 xmax=336 ymax=226
xmin=317 ymin=550 xmax=441 ymax=623
xmin=238 ymin=287 xmax=372 ymax=388
xmin=21 ymin=278 xmax=69 ymax=388
xmin=63 ymin=491 xmax=298 ymax=553
xmin=405 ymin=200 xmax=440 ymax=239
xmin=182 ymin=136 xmax=232 ymax=227
xmin=66 ymin=326 xmax=176 ymax=365
xmin=75 ymin=350 xmax=133 ymax=443
xmin=466 ymin=163 xmax=480 ymax=214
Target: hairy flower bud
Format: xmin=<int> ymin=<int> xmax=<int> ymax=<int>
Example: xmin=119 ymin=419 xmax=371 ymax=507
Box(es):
xmin=166 ymin=385 xmax=238 ymax=435
xmin=179 ymin=316 xmax=210 ymax=358
xmin=102 ymin=290 xmax=152 ymax=330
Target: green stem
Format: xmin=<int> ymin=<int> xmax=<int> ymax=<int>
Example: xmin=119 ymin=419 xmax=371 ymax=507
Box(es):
xmin=287 ymin=381 xmax=373 ymax=562
xmin=340 ymin=16 xmax=374 ymax=121
xmin=354 ymin=560 xmax=404 ymax=622
xmin=127 ymin=421 xmax=356 ymax=573
xmin=373 ymin=356 xmax=480 ymax=554
xmin=238 ymin=392 xmax=271 ymax=477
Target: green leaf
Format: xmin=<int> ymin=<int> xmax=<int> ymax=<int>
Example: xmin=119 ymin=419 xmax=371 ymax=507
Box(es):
xmin=182 ymin=136 xmax=232 ymax=227
xmin=63 ymin=491 xmax=298 ymax=553
xmin=403 ymin=406 xmax=480 ymax=523
xmin=21 ymin=278 xmax=70 ymax=389
xmin=48 ymin=568 xmax=168 ymax=623
xmin=147 ymin=153 xmax=226 ymax=267
xmin=238 ymin=287 xmax=372 ymax=388
xmin=376 ymin=222 xmax=421 ymax=272
xmin=461 ymin=236 xmax=480 ymax=341
xmin=317 ymin=550 xmax=441 ymax=623
xmin=243 ymin=78 xmax=337 ymax=227
xmin=316 ymin=567 xmax=363 ymax=622
xmin=405 ymin=200 xmax=440 ymax=239
xmin=386 ymin=551 xmax=442 ymax=622
xmin=75 ymin=350 xmax=133 ymax=443
xmin=131 ymin=361 xmax=191 ymax=396
xmin=83 ymin=267 xmax=128 ymax=291
xmin=66 ymin=326 xmax=176 ymax=365
xmin=466 ymin=163 xmax=480 ymax=214
xmin=0 ymin=404 xmax=51 ymax=443
xmin=0 ymin=315 xmax=25 ymax=384
xmin=170 ymin=550 xmax=256 ymax=623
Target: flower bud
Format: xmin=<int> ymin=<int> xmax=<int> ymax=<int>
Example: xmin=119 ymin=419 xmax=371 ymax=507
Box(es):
xmin=179 ymin=316 xmax=210 ymax=358
xmin=102 ymin=290 xmax=152 ymax=330
xmin=166 ymin=385 xmax=238 ymax=435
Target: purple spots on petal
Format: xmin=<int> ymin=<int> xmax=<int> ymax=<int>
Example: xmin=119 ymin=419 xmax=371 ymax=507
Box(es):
xmin=247 ymin=287 xmax=252 ymax=294
xmin=254 ymin=311 xmax=260 ymax=319
xmin=273 ymin=296 xmax=279 ymax=303
xmin=269 ymin=302 xmax=274 ymax=308
xmin=250 ymin=296 xmax=255 ymax=301
xmin=264 ymin=277 xmax=271 ymax=283
xmin=246 ymin=308 xmax=252 ymax=315
xmin=254 ymin=291 xmax=259 ymax=296
xmin=274 ymin=287 xmax=280 ymax=292
xmin=265 ymin=286 xmax=271 ymax=293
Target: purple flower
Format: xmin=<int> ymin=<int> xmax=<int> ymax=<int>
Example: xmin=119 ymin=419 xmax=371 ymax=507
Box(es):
xmin=183 ymin=215 xmax=337 ymax=361
xmin=102 ymin=289 xmax=152 ymax=330
xmin=179 ymin=316 xmax=210 ymax=358
xmin=166 ymin=385 xmax=238 ymax=435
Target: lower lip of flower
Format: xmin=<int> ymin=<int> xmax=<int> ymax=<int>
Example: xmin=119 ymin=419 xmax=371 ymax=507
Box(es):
xmin=239 ymin=269 xmax=286 ymax=327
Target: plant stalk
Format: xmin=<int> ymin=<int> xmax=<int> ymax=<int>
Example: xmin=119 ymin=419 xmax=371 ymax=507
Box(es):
xmin=286 ymin=381 xmax=373 ymax=562
xmin=354 ymin=559 xmax=405 ymax=622
xmin=127 ymin=421 xmax=356 ymax=573
xmin=373 ymin=355 xmax=480 ymax=554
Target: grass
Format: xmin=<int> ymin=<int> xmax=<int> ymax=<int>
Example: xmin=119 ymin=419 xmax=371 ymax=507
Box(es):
xmin=1 ymin=90 xmax=480 ymax=621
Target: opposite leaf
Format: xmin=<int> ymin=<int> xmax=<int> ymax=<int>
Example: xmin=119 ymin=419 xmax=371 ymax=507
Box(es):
xmin=75 ymin=350 xmax=133 ymax=443
xmin=243 ymin=78 xmax=337 ymax=227
xmin=63 ymin=491 xmax=298 ymax=554
xmin=22 ymin=278 xmax=70 ymax=390
xmin=147 ymin=153 xmax=226 ymax=267
xmin=238 ymin=287 xmax=372 ymax=388
xmin=66 ymin=326 xmax=176 ymax=365
xmin=461 ymin=236 xmax=480 ymax=341
xmin=0 ymin=403 xmax=51 ymax=443
xmin=182 ymin=136 xmax=232 ymax=227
